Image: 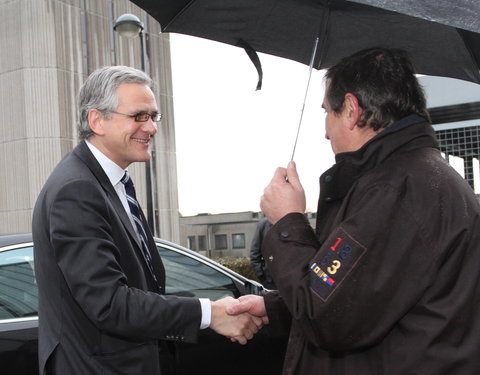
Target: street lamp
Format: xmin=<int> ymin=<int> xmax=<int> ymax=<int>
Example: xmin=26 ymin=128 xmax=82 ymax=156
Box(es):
xmin=114 ymin=13 xmax=155 ymax=233
xmin=113 ymin=13 xmax=144 ymax=39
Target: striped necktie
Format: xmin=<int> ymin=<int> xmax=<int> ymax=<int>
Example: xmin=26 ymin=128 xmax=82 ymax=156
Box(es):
xmin=121 ymin=172 xmax=157 ymax=284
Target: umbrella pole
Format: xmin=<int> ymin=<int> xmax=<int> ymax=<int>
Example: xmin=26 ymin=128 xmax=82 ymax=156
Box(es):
xmin=290 ymin=37 xmax=320 ymax=161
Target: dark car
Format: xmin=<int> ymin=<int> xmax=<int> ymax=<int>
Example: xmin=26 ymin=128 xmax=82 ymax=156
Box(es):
xmin=0 ymin=233 xmax=286 ymax=375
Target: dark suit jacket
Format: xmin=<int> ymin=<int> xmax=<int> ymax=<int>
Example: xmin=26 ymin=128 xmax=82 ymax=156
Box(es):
xmin=32 ymin=141 xmax=201 ymax=375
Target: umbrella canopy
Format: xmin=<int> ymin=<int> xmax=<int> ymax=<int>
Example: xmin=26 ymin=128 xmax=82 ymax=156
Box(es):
xmin=349 ymin=0 xmax=480 ymax=33
xmin=130 ymin=0 xmax=480 ymax=85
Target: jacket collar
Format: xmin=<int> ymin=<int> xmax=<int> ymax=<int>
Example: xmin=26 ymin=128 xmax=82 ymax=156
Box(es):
xmin=319 ymin=115 xmax=438 ymax=202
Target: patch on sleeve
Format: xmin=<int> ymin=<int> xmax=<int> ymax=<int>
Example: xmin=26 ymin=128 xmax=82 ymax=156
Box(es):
xmin=310 ymin=227 xmax=366 ymax=302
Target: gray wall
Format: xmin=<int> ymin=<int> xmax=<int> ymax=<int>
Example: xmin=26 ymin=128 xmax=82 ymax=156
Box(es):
xmin=0 ymin=0 xmax=180 ymax=241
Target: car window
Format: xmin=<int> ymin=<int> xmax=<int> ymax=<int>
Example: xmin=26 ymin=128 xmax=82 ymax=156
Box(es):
xmin=0 ymin=243 xmax=241 ymax=320
xmin=0 ymin=246 xmax=37 ymax=320
xmin=157 ymin=245 xmax=240 ymax=300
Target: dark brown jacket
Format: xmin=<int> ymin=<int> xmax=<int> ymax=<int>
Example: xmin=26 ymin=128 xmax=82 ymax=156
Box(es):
xmin=263 ymin=115 xmax=480 ymax=374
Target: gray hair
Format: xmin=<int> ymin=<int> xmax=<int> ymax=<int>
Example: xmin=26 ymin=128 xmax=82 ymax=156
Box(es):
xmin=77 ymin=65 xmax=153 ymax=140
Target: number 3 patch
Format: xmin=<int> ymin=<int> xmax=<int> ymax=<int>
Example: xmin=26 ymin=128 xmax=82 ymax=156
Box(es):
xmin=310 ymin=227 xmax=366 ymax=301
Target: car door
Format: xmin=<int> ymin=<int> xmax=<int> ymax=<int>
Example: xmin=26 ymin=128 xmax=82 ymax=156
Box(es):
xmin=0 ymin=238 xmax=286 ymax=375
xmin=156 ymin=242 xmax=287 ymax=375
xmin=0 ymin=242 xmax=39 ymax=375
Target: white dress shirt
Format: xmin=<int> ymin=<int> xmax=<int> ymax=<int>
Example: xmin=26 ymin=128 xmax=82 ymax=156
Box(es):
xmin=85 ymin=140 xmax=211 ymax=329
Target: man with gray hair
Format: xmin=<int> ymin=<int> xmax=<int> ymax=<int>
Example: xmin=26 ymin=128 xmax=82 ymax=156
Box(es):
xmin=32 ymin=65 xmax=263 ymax=375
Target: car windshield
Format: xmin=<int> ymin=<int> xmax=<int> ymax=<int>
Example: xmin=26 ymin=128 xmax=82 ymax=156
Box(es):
xmin=0 ymin=246 xmax=37 ymax=319
xmin=158 ymin=245 xmax=239 ymax=300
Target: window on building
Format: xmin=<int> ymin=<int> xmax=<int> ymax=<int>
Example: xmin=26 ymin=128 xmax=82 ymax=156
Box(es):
xmin=232 ymin=233 xmax=246 ymax=249
xmin=215 ymin=234 xmax=227 ymax=250
xmin=435 ymin=125 xmax=480 ymax=190
xmin=187 ymin=236 xmax=196 ymax=251
xmin=198 ymin=235 xmax=206 ymax=251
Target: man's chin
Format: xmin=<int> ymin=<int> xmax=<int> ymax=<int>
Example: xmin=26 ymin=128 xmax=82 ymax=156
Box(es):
xmin=140 ymin=153 xmax=152 ymax=162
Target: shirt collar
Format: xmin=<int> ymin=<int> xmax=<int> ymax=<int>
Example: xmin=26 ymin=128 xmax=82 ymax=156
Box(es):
xmin=85 ymin=140 xmax=126 ymax=187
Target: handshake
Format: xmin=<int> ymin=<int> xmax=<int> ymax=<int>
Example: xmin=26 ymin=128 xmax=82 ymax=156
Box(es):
xmin=210 ymin=295 xmax=267 ymax=345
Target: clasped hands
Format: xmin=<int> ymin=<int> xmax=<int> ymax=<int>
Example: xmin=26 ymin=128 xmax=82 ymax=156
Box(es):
xmin=210 ymin=295 xmax=267 ymax=345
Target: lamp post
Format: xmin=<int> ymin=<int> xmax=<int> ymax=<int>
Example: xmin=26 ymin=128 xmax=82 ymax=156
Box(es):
xmin=114 ymin=13 xmax=155 ymax=233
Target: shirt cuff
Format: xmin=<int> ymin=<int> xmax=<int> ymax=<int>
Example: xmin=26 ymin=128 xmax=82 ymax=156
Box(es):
xmin=199 ymin=298 xmax=211 ymax=329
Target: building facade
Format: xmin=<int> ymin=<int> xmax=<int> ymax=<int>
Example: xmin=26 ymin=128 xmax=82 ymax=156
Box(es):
xmin=180 ymin=211 xmax=317 ymax=258
xmin=430 ymin=101 xmax=480 ymax=191
xmin=0 ymin=0 xmax=181 ymax=241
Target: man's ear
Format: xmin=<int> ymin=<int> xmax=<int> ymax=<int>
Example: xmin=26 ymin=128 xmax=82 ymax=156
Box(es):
xmin=344 ymin=93 xmax=362 ymax=130
xmin=87 ymin=109 xmax=105 ymax=136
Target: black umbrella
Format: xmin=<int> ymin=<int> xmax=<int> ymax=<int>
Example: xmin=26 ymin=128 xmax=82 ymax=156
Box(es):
xmin=130 ymin=0 xmax=480 ymax=87
xmin=349 ymin=0 xmax=480 ymax=33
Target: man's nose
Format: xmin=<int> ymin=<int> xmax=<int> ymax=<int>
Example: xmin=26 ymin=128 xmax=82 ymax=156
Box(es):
xmin=142 ymin=118 xmax=158 ymax=135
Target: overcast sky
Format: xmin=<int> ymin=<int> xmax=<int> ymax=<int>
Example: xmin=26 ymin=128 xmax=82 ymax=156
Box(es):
xmin=170 ymin=34 xmax=333 ymax=216
xmin=169 ymin=34 xmax=480 ymax=216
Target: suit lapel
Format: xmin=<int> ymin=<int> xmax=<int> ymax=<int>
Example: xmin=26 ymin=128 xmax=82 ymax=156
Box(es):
xmin=73 ymin=141 xmax=164 ymax=289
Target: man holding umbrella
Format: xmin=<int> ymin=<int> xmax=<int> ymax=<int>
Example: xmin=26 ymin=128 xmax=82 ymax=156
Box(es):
xmin=228 ymin=47 xmax=480 ymax=374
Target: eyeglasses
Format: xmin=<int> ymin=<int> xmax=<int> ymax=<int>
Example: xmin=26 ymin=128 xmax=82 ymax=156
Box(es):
xmin=109 ymin=110 xmax=163 ymax=122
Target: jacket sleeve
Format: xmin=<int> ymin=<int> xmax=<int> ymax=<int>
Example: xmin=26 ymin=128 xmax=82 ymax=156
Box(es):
xmin=250 ymin=221 xmax=266 ymax=280
xmin=49 ymin=179 xmax=201 ymax=342
xmin=263 ymin=290 xmax=292 ymax=337
xmin=262 ymin=183 xmax=437 ymax=352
